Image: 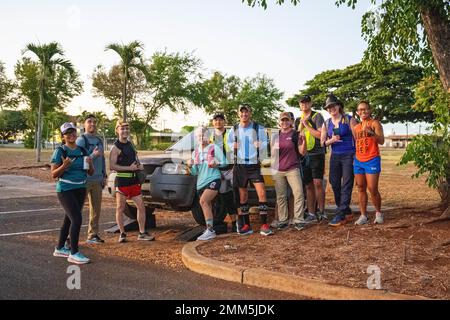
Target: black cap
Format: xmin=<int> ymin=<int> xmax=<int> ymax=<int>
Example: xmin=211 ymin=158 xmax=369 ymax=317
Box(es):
xmin=324 ymin=94 xmax=343 ymax=109
xmin=212 ymin=112 xmax=225 ymax=120
xmin=238 ymin=103 xmax=252 ymax=112
xmin=299 ymin=95 xmax=311 ymax=103
xmin=84 ymin=113 xmax=96 ymax=121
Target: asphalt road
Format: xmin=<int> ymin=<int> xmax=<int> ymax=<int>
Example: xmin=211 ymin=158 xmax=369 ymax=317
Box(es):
xmin=0 ymin=176 xmax=301 ymax=300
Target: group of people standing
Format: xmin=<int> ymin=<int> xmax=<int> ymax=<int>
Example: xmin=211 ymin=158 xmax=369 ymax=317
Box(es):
xmin=49 ymin=92 xmax=385 ymax=263
xmin=190 ymin=94 xmax=385 ymax=241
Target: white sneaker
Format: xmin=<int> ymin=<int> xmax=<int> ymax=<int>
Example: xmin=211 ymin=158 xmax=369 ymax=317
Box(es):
xmin=374 ymin=212 xmax=384 ymax=224
xmin=355 ymin=215 xmax=369 ymax=226
xmin=67 ymin=252 xmax=90 ymax=265
xmin=197 ymin=229 xmax=216 ymax=241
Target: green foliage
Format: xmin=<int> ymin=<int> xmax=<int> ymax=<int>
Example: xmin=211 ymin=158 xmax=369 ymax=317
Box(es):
xmin=0 ymin=109 xmax=27 ymax=140
xmin=202 ymin=71 xmax=241 ymax=124
xmin=93 ymin=50 xmax=207 ymax=147
xmin=181 ymin=125 xmax=195 ymax=133
xmin=203 ymin=72 xmax=283 ymax=127
xmin=150 ymin=142 xmax=172 ymax=151
xmin=15 ymin=57 xmax=82 ymax=148
xmin=105 ymin=40 xmax=149 ymax=120
xmin=92 ymin=65 xmax=145 ymax=115
xmin=399 ymin=75 xmax=449 ymax=191
xmin=0 ymin=62 xmax=18 ymax=110
xmin=287 ymin=62 xmax=430 ymax=123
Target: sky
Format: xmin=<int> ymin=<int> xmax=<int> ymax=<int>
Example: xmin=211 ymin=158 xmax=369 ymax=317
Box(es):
xmin=0 ymin=0 xmax=427 ymax=134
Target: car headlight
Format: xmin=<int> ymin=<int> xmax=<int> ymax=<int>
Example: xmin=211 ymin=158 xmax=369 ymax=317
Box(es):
xmin=162 ymin=163 xmax=189 ymax=175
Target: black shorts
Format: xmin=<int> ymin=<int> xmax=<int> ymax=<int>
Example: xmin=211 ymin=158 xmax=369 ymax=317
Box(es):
xmin=233 ymin=164 xmax=264 ymax=188
xmin=301 ymin=154 xmax=325 ymax=185
xmin=197 ymin=179 xmax=221 ymax=195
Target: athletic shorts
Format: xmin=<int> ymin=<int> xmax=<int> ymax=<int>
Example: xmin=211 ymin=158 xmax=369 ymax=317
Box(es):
xmin=197 ymin=179 xmax=221 ymax=195
xmin=301 ymin=154 xmax=325 ymax=184
xmin=233 ymin=164 xmax=264 ymax=188
xmin=116 ymin=184 xmax=142 ymax=199
xmin=354 ymin=156 xmax=381 ymax=175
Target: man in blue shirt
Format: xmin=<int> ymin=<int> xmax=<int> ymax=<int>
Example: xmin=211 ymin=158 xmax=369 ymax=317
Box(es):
xmin=76 ymin=114 xmax=106 ymax=244
xmin=227 ymin=104 xmax=273 ymax=236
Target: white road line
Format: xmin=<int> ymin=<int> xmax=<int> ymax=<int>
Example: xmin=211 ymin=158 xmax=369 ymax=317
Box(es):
xmin=0 ymin=208 xmax=58 ymax=215
xmin=0 ymin=221 xmax=116 ymax=237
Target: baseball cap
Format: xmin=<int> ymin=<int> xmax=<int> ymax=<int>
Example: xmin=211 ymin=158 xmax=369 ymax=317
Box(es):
xmin=212 ymin=112 xmax=225 ymax=120
xmin=238 ymin=103 xmax=252 ymax=112
xmin=299 ymin=95 xmax=312 ymax=103
xmin=60 ymin=122 xmax=77 ymax=135
xmin=84 ymin=113 xmax=96 ymax=121
xmin=279 ymin=112 xmax=292 ymax=120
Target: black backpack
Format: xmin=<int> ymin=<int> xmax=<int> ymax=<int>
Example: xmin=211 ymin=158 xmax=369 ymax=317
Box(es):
xmin=57 ymin=144 xmax=88 ymax=159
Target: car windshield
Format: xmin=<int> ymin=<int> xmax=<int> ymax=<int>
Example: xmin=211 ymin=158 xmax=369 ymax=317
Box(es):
xmin=166 ymin=131 xmax=196 ymax=152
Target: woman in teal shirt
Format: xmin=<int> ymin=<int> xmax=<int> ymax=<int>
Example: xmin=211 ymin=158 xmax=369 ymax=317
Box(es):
xmin=188 ymin=127 xmax=226 ymax=241
xmin=50 ymin=122 xmax=93 ymax=264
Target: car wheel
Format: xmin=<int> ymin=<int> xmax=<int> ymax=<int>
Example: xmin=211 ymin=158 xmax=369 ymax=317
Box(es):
xmin=190 ymin=192 xmax=228 ymax=229
xmin=124 ymin=203 xmax=156 ymax=229
xmin=190 ymin=193 xmax=206 ymax=226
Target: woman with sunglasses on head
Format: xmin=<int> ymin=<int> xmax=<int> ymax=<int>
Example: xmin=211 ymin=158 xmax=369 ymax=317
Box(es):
xmin=321 ymin=94 xmax=357 ymax=227
xmin=51 ymin=122 xmax=94 ymax=264
xmin=352 ymin=100 xmax=385 ymax=225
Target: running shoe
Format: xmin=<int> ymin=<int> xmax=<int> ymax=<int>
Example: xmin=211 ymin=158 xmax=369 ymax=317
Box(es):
xmin=277 ymin=221 xmax=289 ymax=231
xmin=197 ymin=229 xmax=216 ymax=241
xmin=87 ymin=235 xmax=105 ymax=244
xmin=53 ymin=246 xmax=70 ymax=258
xmin=317 ymin=211 xmax=328 ymax=221
xmin=260 ymin=224 xmax=274 ymax=236
xmin=270 ymin=219 xmax=279 ymax=228
xmin=67 ymin=252 xmax=90 ymax=265
xmin=118 ymin=232 xmax=127 ymax=243
xmin=294 ymin=222 xmax=307 ymax=231
xmin=238 ymin=224 xmax=253 ymax=235
xmin=329 ymin=214 xmax=346 ymax=227
xmin=137 ymin=232 xmax=155 ymax=241
xmin=374 ymin=212 xmax=384 ymax=224
xmin=304 ymin=213 xmax=319 ymax=224
xmin=354 ymin=215 xmax=369 ymax=225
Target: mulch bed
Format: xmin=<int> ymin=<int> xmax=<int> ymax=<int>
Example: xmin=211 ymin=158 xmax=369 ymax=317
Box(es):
xmin=198 ymin=207 xmax=450 ymax=299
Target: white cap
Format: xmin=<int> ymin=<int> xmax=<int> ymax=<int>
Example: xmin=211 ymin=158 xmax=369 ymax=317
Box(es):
xmin=60 ymin=122 xmax=76 ymax=135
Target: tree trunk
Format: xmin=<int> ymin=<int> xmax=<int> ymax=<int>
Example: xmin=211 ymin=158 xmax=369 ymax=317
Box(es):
xmin=36 ymin=80 xmax=44 ymax=162
xmin=420 ymin=5 xmax=450 ymax=93
xmin=438 ymin=168 xmax=450 ymax=219
xmin=122 ymin=66 xmax=128 ymax=122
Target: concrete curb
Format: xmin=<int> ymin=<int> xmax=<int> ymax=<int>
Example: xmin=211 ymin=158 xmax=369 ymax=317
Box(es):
xmin=182 ymin=241 xmax=429 ymax=300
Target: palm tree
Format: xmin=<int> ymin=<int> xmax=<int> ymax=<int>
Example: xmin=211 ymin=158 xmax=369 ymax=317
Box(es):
xmin=105 ymin=41 xmax=149 ymax=122
xmin=44 ymin=110 xmax=68 ymax=150
xmin=22 ymin=42 xmax=75 ymax=162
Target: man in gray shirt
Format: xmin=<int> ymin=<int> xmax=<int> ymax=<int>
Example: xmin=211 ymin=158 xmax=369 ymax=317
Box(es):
xmin=76 ymin=114 xmax=107 ymax=243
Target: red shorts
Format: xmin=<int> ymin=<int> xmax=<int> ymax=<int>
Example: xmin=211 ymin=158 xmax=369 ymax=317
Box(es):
xmin=116 ymin=184 xmax=142 ymax=199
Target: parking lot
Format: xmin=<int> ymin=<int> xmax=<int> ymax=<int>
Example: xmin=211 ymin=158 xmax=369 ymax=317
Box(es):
xmin=0 ymin=175 xmax=301 ymax=299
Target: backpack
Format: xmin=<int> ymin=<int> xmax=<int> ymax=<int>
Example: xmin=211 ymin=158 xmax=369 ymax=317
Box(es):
xmin=233 ymin=121 xmax=260 ymax=164
xmin=295 ymin=111 xmax=318 ymax=151
xmin=193 ymin=144 xmax=215 ymax=165
xmin=57 ymin=144 xmax=88 ymax=159
xmin=81 ymin=134 xmax=103 ymax=154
